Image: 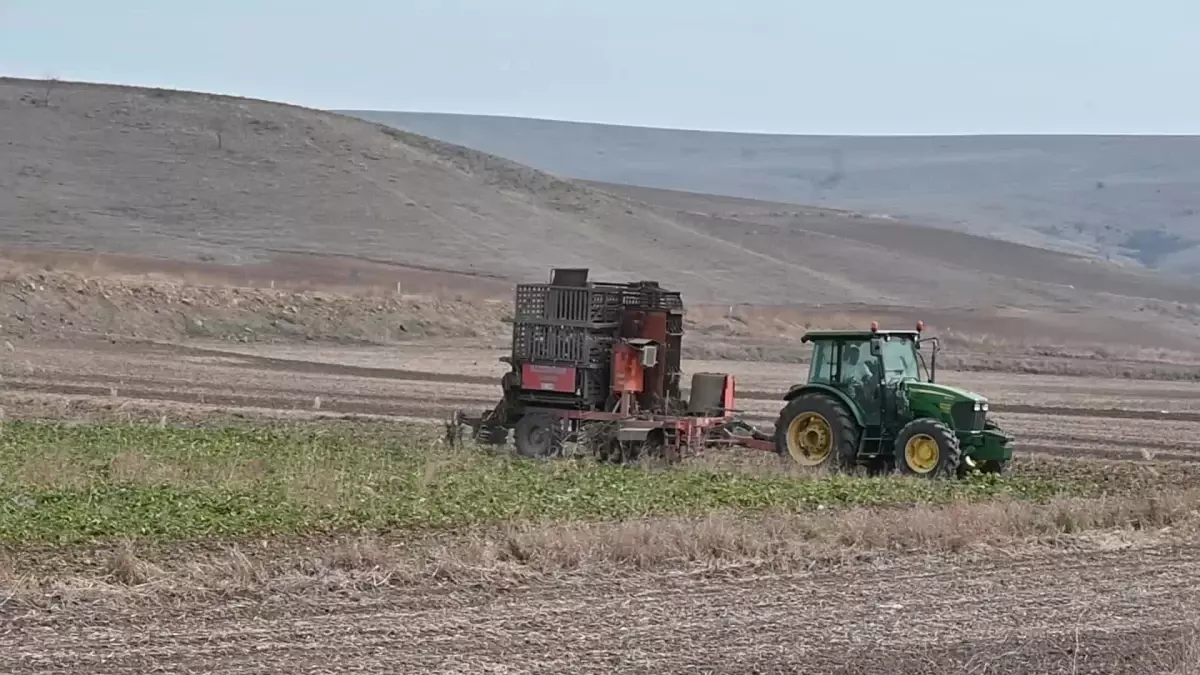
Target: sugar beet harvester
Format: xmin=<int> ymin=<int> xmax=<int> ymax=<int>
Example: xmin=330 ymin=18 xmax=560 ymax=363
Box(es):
xmin=449 ymin=268 xmax=1015 ymax=478
xmin=449 ymin=267 xmax=763 ymax=463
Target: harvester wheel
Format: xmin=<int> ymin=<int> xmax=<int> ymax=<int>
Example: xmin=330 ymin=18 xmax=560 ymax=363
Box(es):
xmin=774 ymin=393 xmax=859 ymax=471
xmin=618 ymin=430 xmax=668 ymax=465
xmin=475 ymin=425 xmax=509 ymax=446
xmin=581 ymin=421 xmax=621 ymax=463
xmin=514 ymin=413 xmax=563 ymax=459
xmin=894 ymin=418 xmax=961 ymax=479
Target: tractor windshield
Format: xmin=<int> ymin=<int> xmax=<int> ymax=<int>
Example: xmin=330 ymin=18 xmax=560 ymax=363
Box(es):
xmin=880 ymin=337 xmax=920 ymax=382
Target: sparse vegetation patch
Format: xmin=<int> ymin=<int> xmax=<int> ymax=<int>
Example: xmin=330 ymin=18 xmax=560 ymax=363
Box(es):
xmin=0 ymin=419 xmax=1145 ymax=545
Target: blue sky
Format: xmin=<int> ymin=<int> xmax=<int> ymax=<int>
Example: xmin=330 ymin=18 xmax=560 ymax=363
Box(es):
xmin=2 ymin=0 xmax=1198 ymax=134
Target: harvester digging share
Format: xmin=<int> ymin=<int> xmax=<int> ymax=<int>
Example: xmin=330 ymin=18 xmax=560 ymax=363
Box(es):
xmin=450 ymin=268 xmax=1014 ymax=478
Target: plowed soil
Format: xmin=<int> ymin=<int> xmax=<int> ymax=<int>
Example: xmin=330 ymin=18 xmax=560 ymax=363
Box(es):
xmin=3 ymin=307 xmax=1197 ymax=675
xmin=4 ymin=543 xmax=1198 ymax=674
xmin=4 ymin=338 xmax=1198 ymax=464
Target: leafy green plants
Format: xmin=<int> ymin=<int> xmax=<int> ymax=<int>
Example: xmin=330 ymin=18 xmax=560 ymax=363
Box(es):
xmin=0 ymin=420 xmax=1141 ymax=545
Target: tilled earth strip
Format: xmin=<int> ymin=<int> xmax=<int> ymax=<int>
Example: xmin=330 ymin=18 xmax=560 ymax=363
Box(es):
xmin=2 ymin=544 xmax=1198 ymax=674
xmin=6 ymin=339 xmax=1200 ymax=462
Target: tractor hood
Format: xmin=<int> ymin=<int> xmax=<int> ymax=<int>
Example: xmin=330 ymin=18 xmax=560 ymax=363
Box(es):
xmin=904 ymin=381 xmax=987 ymax=405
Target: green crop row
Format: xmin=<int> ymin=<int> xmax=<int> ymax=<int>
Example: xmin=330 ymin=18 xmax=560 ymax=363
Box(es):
xmin=0 ymin=420 xmax=1117 ymax=545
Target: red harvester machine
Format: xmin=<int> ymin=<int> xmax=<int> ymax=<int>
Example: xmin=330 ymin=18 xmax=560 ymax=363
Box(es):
xmin=449 ymin=268 xmax=773 ymax=462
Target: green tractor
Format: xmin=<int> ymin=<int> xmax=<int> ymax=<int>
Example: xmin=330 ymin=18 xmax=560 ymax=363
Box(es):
xmin=774 ymin=321 xmax=1013 ymax=478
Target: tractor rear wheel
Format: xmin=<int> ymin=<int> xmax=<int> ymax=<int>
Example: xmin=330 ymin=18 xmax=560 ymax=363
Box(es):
xmin=514 ymin=413 xmax=564 ymax=459
xmin=894 ymin=418 xmax=961 ymax=478
xmin=773 ymin=393 xmax=859 ymax=471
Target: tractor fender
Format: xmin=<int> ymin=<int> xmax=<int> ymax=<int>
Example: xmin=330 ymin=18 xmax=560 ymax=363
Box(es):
xmin=781 ymin=383 xmax=865 ymax=428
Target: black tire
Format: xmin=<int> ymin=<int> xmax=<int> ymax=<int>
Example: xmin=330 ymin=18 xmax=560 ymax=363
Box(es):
xmin=773 ymin=393 xmax=859 ymax=471
xmin=474 ymin=425 xmax=508 ymax=446
xmin=894 ymin=418 xmax=961 ymax=479
xmin=513 ymin=413 xmax=563 ymax=459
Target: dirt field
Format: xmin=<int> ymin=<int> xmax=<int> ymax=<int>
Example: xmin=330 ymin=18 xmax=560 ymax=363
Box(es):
xmin=6 ymin=76 xmax=1200 ymax=673
xmin=5 ymin=543 xmax=1199 ymax=674
xmin=3 ymin=313 xmax=1200 ymax=674
xmin=5 ymin=338 xmax=1200 ymax=465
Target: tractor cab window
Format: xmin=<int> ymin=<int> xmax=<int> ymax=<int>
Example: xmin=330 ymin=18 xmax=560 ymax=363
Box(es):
xmin=879 ymin=337 xmax=920 ymax=382
xmin=839 ymin=340 xmax=875 ymax=385
xmin=807 ymin=340 xmax=837 ymax=384
xmin=808 ymin=339 xmax=878 ymax=387
xmin=841 ymin=339 xmax=882 ymax=420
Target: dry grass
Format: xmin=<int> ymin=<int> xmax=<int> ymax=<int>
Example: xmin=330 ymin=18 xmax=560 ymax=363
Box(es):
xmin=5 ymin=486 xmax=1198 ymax=608
xmin=0 ymin=266 xmax=510 ymax=345
xmin=6 ymin=542 xmax=1199 ymax=674
xmin=1165 ymin=634 xmax=1200 ymax=675
xmin=105 ymin=539 xmax=165 ymax=586
xmin=0 ymin=246 xmax=510 ymax=300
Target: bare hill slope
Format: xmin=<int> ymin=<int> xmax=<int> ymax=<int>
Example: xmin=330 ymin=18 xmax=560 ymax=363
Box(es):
xmin=2 ymin=77 xmax=1198 ymax=313
xmin=346 ymin=110 xmax=1200 ymax=279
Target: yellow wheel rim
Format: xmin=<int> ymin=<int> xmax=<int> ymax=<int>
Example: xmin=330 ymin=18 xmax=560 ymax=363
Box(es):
xmin=786 ymin=412 xmax=834 ymax=466
xmin=904 ymin=433 xmax=940 ymax=473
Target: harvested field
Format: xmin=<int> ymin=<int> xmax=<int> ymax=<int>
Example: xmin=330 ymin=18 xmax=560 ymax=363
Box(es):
xmin=2 ymin=416 xmax=1200 ymax=673
xmin=4 ymin=338 xmax=1200 ymax=465
xmin=5 ymin=544 xmax=1200 ymax=674
xmin=6 ymin=76 xmax=1200 ymax=673
xmin=2 ymin=321 xmax=1199 ymax=673
xmin=0 ymin=419 xmax=1162 ymax=546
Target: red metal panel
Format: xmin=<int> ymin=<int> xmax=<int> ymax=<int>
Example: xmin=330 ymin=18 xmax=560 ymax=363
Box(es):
xmin=723 ymin=374 xmax=736 ymax=412
xmin=610 ymin=342 xmax=644 ymax=394
xmin=621 ymin=309 xmax=668 ymax=410
xmin=521 ymin=363 xmax=577 ymax=393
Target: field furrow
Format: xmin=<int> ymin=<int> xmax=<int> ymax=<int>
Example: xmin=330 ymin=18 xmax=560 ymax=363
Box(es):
xmin=3 ymin=545 xmax=1198 ymax=674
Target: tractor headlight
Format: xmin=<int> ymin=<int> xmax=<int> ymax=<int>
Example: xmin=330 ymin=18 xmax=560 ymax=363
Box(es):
xmin=974 ymin=401 xmax=987 ymax=412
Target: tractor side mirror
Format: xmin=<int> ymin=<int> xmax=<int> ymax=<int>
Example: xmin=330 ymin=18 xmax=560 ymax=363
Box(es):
xmin=869 ymin=338 xmax=882 ymax=357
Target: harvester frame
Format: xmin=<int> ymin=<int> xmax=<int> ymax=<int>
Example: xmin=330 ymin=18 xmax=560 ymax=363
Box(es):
xmin=449 ymin=268 xmax=773 ymax=462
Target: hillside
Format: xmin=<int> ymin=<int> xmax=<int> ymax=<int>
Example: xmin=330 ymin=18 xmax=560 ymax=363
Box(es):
xmin=2 ymin=77 xmax=1199 ymax=323
xmin=344 ymin=110 xmax=1200 ymax=279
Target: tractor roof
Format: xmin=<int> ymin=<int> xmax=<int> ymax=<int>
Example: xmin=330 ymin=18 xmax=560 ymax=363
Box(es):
xmin=801 ymin=329 xmax=920 ymax=343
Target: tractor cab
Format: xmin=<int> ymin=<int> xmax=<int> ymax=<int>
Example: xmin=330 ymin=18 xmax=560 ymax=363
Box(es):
xmin=775 ymin=321 xmax=1013 ymax=477
xmin=802 ymin=322 xmax=935 ymax=426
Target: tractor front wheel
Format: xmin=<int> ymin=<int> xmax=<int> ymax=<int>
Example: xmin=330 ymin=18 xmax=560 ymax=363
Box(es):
xmin=894 ymin=418 xmax=961 ymax=479
xmin=514 ymin=413 xmax=564 ymax=459
xmin=773 ymin=393 xmax=859 ymax=471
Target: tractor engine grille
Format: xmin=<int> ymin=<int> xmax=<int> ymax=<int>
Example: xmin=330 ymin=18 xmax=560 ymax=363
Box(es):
xmin=950 ymin=401 xmax=986 ymax=432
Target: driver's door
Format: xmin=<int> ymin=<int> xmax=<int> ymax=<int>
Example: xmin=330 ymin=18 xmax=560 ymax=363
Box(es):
xmin=839 ymin=339 xmax=882 ymax=426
